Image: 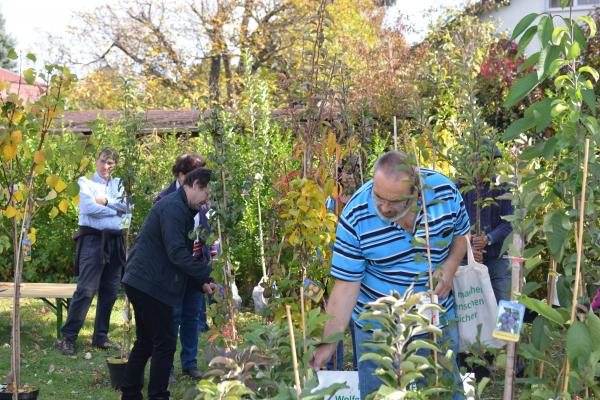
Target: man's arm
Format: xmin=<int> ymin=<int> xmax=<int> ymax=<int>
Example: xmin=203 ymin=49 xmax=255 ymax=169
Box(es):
xmin=433 ymin=235 xmax=467 ymax=299
xmin=309 ymin=280 xmax=361 ymax=369
xmin=106 ymin=178 xmax=131 ymax=213
xmin=78 ymin=177 xmax=118 ymax=218
xmin=160 ymin=206 xmax=212 ymax=283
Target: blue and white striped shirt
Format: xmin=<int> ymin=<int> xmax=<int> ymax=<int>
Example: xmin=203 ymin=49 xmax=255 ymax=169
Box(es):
xmin=78 ymin=172 xmax=130 ymax=231
xmin=331 ymin=168 xmax=470 ymax=327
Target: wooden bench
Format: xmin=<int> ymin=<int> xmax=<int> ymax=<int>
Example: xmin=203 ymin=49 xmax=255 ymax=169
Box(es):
xmin=0 ymin=282 xmax=77 ymax=339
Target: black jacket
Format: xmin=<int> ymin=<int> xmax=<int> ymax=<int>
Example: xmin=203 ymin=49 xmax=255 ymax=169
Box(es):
xmin=122 ymin=187 xmax=212 ymax=306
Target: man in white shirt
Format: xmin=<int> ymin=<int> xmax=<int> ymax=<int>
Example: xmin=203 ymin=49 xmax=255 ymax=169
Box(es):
xmin=56 ymin=148 xmax=130 ymax=355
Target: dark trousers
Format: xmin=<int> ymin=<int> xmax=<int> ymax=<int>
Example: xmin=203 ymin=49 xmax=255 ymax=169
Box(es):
xmin=61 ymin=235 xmax=123 ymax=344
xmin=122 ymin=284 xmax=176 ymax=400
xmin=173 ymin=282 xmax=203 ymax=370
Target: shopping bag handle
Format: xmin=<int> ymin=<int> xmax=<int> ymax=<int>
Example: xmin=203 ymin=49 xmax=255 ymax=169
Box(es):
xmin=466 ymin=236 xmax=476 ymax=265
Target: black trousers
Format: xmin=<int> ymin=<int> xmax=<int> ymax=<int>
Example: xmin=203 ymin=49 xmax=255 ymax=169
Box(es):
xmin=121 ymin=284 xmax=176 ymax=400
xmin=61 ymin=235 xmax=123 ymax=344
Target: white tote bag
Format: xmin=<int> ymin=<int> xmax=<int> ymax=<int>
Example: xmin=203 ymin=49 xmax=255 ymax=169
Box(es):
xmin=453 ymin=241 xmax=504 ymax=352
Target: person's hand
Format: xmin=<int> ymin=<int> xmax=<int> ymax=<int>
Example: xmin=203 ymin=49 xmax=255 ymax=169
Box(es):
xmin=472 ymin=234 xmax=488 ymax=250
xmin=433 ymin=270 xmax=453 ymax=299
xmin=308 ymin=342 xmax=337 ymax=370
xmin=473 ymin=247 xmax=484 ymax=263
xmin=202 ymin=282 xmax=217 ymax=295
xmin=95 ymin=197 xmax=108 ymax=206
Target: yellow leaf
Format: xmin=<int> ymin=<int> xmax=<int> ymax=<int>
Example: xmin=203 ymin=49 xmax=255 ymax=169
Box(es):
xmin=3 ymin=144 xmax=16 ymax=161
xmin=55 ymin=179 xmax=67 ymax=193
xmin=49 ymin=206 xmax=59 ymax=218
xmin=4 ymin=205 xmax=17 ymax=218
xmin=34 ymin=164 xmax=45 ymax=175
xmin=72 ymin=194 xmax=80 ymax=204
xmin=13 ymin=190 xmax=23 ymax=202
xmin=79 ymin=158 xmax=90 ymax=172
xmin=58 ymin=199 xmax=69 ymax=214
xmin=29 ymin=228 xmax=37 ymax=245
xmin=11 ymin=111 xmax=23 ymax=124
xmin=46 ymin=175 xmax=60 ymax=188
xmin=44 ymin=190 xmax=57 ymax=201
xmin=33 ymin=151 xmax=46 ymax=165
xmin=10 ymin=130 xmax=22 ymax=145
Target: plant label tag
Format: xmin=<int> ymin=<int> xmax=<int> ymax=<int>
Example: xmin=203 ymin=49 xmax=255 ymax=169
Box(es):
xmin=119 ymin=213 xmax=132 ymax=230
xmin=22 ymin=238 xmax=32 ymax=262
xmin=419 ymin=294 xmax=439 ymax=326
xmin=192 ymin=239 xmax=203 ymax=259
xmin=304 ymin=279 xmax=324 ymax=303
xmin=492 ymin=300 xmax=525 ymax=342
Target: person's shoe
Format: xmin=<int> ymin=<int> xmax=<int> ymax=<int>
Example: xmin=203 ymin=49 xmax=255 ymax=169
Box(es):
xmin=55 ymin=339 xmax=76 ymax=356
xmin=182 ymin=368 xmax=202 ymax=379
xmin=168 ymin=372 xmax=176 ymax=385
xmin=93 ymin=340 xmax=121 ymax=351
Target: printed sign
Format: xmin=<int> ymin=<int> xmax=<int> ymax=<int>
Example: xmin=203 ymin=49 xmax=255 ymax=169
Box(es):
xmin=119 ymin=213 xmax=132 ymax=230
xmin=304 ymin=279 xmax=324 ymax=303
xmin=492 ymin=300 xmax=525 ymax=342
xmin=22 ymin=237 xmax=32 ymax=262
xmin=315 ymin=371 xmax=360 ymax=400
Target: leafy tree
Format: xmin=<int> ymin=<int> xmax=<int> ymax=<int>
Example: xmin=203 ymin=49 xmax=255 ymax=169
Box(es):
xmin=0 ymin=6 xmax=16 ymax=71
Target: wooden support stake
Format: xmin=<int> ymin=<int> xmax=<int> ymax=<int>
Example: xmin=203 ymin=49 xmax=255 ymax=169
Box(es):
xmin=286 ymin=305 xmax=302 ymax=400
xmin=562 ymin=137 xmax=590 ymax=394
xmin=300 ymin=266 xmax=307 ymax=353
xmin=257 ymin=192 xmax=267 ymax=278
xmin=393 ymin=115 xmax=398 ymax=151
xmin=539 ymin=257 xmax=557 ymax=378
xmin=412 ymin=143 xmax=438 ymax=380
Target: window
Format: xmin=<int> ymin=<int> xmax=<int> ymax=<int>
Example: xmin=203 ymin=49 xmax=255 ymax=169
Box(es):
xmin=549 ymin=0 xmax=599 ymax=8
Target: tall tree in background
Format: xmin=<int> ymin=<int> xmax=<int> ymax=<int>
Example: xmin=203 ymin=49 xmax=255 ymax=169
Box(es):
xmin=0 ymin=6 xmax=16 ymax=71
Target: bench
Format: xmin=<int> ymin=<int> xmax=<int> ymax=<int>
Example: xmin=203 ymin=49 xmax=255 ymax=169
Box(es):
xmin=0 ymin=282 xmax=77 ymax=339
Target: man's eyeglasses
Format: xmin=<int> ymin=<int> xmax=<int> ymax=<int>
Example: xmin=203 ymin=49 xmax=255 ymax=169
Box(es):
xmin=371 ymin=186 xmax=417 ymax=209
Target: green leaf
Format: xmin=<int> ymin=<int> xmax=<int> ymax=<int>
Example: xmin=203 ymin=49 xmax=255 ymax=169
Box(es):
xmin=537 ymin=16 xmax=554 ymax=46
xmin=573 ymin=22 xmax=588 ymax=52
xmin=543 ymin=136 xmax=559 ymax=159
xmin=537 ymin=45 xmax=561 ymax=79
xmin=512 ymin=13 xmax=539 ymax=40
xmin=521 ymin=52 xmax=540 ymax=72
xmin=519 ymin=25 xmax=539 ymax=55
xmin=531 ymin=316 xmax=551 ymax=352
xmin=543 ymin=210 xmax=571 ymax=261
xmin=528 ymin=98 xmax=553 ymax=131
xmin=7 ymin=48 xmax=17 ymax=60
xmin=586 ymin=312 xmax=600 ymax=352
xmin=23 ymin=68 xmax=35 ymax=85
xmin=65 ymin=181 xmax=80 ymax=197
xmin=582 ymin=115 xmax=600 ymax=136
xmin=518 ymin=295 xmax=567 ymax=325
xmin=567 ymin=321 xmax=592 ymax=365
xmin=522 ymin=281 xmax=542 ymax=295
xmin=582 ymin=87 xmax=597 ymax=115
xmin=566 ymin=42 xmax=581 ymax=59
xmin=520 ymin=141 xmax=545 ymax=160
xmin=477 ymin=377 xmax=491 ymax=397
xmin=26 ymin=53 xmax=37 ymax=63
xmin=552 ymin=26 xmax=569 ymax=45
xmin=579 ymin=66 xmax=599 ymax=82
xmin=577 ymin=16 xmax=597 ymax=38
xmin=504 ymin=72 xmax=539 ymax=108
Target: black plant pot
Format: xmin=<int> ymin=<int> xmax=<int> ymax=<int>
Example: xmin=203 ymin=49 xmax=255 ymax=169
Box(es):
xmin=106 ymin=357 xmax=128 ymax=390
xmin=0 ymin=386 xmax=39 ymax=400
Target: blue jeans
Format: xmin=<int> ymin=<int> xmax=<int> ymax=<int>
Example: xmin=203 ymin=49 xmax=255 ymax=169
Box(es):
xmin=485 ymin=257 xmax=511 ymax=303
xmin=173 ymin=284 xmax=203 ymax=370
xmin=352 ymin=319 xmax=465 ymax=400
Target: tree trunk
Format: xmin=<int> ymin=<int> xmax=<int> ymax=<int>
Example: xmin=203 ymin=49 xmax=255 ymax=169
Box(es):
xmin=209 ymin=54 xmax=221 ymax=103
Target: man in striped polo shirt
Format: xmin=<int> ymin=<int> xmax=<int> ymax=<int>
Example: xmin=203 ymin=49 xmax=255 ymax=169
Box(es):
xmin=310 ymin=151 xmax=469 ymax=399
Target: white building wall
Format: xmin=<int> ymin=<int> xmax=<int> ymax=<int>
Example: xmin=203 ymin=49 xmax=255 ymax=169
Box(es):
xmin=483 ymin=0 xmax=598 ymax=54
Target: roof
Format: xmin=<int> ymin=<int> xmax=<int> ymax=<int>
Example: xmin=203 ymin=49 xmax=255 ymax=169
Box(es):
xmin=56 ymin=108 xmax=306 ymax=135
xmin=0 ymin=67 xmax=46 ymax=103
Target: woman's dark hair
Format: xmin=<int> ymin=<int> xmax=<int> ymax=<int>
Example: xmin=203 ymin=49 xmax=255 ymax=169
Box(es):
xmin=184 ymin=167 xmax=212 ymax=188
xmin=172 ymin=153 xmax=206 ymax=176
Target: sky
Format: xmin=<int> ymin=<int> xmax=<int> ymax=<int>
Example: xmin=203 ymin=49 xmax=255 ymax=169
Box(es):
xmin=1 ymin=0 xmax=467 ymax=58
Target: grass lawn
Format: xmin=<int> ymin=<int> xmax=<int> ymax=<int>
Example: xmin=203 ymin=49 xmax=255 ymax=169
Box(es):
xmin=0 ymin=295 xmax=207 ymax=400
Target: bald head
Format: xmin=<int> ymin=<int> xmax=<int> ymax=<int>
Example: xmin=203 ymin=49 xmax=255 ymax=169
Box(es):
xmin=373 ymin=151 xmax=417 ymax=183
